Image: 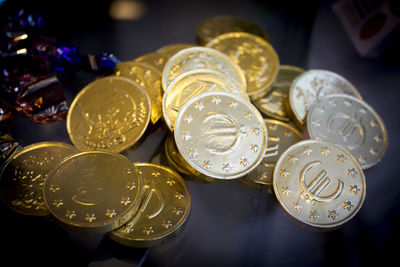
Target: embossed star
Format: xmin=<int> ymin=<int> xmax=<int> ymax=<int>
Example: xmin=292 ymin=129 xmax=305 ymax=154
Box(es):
xmin=312 ymin=119 xmax=321 ymax=127
xmin=320 ymin=146 xmax=330 ymax=156
xmin=279 ymin=168 xmax=290 ymax=178
xmin=284 ymin=131 xmax=293 ymax=137
xmin=250 ymin=144 xmax=259 ymax=152
xmin=337 ymin=154 xmax=346 ymax=163
xmin=358 ymin=155 xmax=366 ymax=165
xmin=152 ymin=171 xmax=161 ymax=177
xmin=268 ymin=124 xmax=278 ymax=131
xmin=175 ymin=192 xmax=185 ymax=199
xmin=350 ymin=185 xmax=360 ymax=195
xmin=344 ymin=100 xmax=352 ymax=107
xmin=259 ymin=172 xmax=268 ymax=180
xmin=188 ymin=148 xmax=199 ymax=159
xmin=222 ymin=162 xmax=232 ymax=173
xmin=106 ymin=209 xmax=117 ymax=218
xmin=194 ymin=101 xmax=204 ymax=111
xmin=240 ymin=157 xmax=248 ymax=167
xmin=281 ymin=186 xmax=291 ymax=196
xmin=359 ymin=108 xmax=367 ymax=114
xmin=328 ymin=210 xmax=338 ymax=220
xmin=244 ymin=111 xmax=253 ymax=119
xmin=172 ymin=207 xmax=183 ymax=215
xmin=316 ymin=106 xmax=325 ymax=113
xmin=303 ymin=146 xmax=312 ymax=155
xmin=65 ymin=210 xmax=76 ymax=219
xmin=122 ymin=223 xmax=134 ymax=234
xmin=369 ymin=147 xmax=378 ymax=156
xmin=126 ymin=181 xmax=136 ymax=190
xmin=184 ymin=114 xmax=193 ymax=124
xmin=347 ymin=168 xmax=358 ymax=177
xmin=182 ymin=131 xmax=191 ymax=141
xmin=120 ymin=197 xmax=132 ymax=206
xmin=49 ymin=185 xmax=60 ymax=193
xmin=370 ymin=120 xmax=377 ymax=128
xmin=143 ymin=226 xmax=154 ymax=235
xmin=288 ymin=154 xmax=298 ymax=164
xmin=292 ymin=201 xmax=302 ymax=211
xmin=53 ymin=199 xmax=63 ymax=208
xmin=230 ymin=100 xmax=238 ymax=109
xmin=203 ymin=160 xmax=211 ymax=169
xmin=328 ymin=100 xmax=337 ymax=106
xmin=85 ymin=213 xmax=96 ymax=223
xmin=374 ymin=134 xmax=382 ymax=143
xmin=162 ymin=220 xmax=173 ymax=229
xmin=212 ymin=96 xmax=221 ymax=105
xmin=343 ymin=201 xmax=354 ymax=211
xmin=166 ymin=179 xmax=176 ymax=186
xmin=252 ymin=127 xmax=261 ymax=135
xmin=309 ymin=210 xmax=319 ymax=221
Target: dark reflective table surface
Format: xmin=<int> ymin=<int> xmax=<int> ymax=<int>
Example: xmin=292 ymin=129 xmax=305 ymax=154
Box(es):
xmin=2 ymin=0 xmax=400 ymax=266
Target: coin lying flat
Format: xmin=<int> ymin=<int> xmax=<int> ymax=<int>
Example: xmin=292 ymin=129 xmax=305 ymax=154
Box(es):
xmin=115 ymin=61 xmax=163 ymax=125
xmin=174 ymin=92 xmax=267 ymax=179
xmin=0 ymin=142 xmax=78 ymax=216
xmin=196 ymin=15 xmax=270 ymax=46
xmin=239 ymin=120 xmax=302 ymax=191
xmin=273 ymin=140 xmax=366 ymax=228
xmin=109 ymin=163 xmax=191 ymax=247
xmin=253 ymin=65 xmax=305 ymax=121
xmin=44 ymin=151 xmax=142 ymax=233
xmin=288 ymin=69 xmax=362 ymax=128
xmin=136 ymin=44 xmax=194 ymax=73
xmin=67 ymin=76 xmax=151 ymax=153
xmin=162 ymin=69 xmax=249 ymax=130
xmin=162 ymin=46 xmax=246 ymax=91
xmin=206 ymin=32 xmax=279 ymax=98
xmin=307 ymin=94 xmax=388 ymax=169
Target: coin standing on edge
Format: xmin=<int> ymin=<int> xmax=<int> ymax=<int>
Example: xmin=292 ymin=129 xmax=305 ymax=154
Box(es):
xmin=253 ymin=65 xmax=304 ymax=121
xmin=0 ymin=142 xmax=79 ymax=216
xmin=174 ymin=91 xmax=267 ymax=179
xmin=273 ymin=140 xmax=366 ymax=228
xmin=44 ymin=151 xmax=142 ymax=233
xmin=288 ymin=69 xmax=362 ymax=128
xmin=206 ymin=32 xmax=279 ymax=98
xmin=115 ymin=61 xmax=163 ymax=125
xmin=109 ymin=163 xmax=191 ymax=247
xmin=196 ymin=15 xmax=271 ymax=46
xmin=239 ymin=120 xmax=302 ymax=191
xmin=162 ymin=46 xmax=247 ymax=91
xmin=67 ymin=76 xmax=151 ymax=153
xmin=307 ymin=94 xmax=388 ymax=169
xmin=162 ymin=69 xmax=249 ymax=130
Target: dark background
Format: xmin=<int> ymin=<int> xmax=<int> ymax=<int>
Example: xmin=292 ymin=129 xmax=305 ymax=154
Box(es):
xmin=1 ymin=0 xmax=400 ymax=266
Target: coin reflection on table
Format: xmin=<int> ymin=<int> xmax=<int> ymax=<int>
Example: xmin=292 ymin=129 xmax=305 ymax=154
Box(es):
xmin=109 ymin=163 xmax=191 ymax=247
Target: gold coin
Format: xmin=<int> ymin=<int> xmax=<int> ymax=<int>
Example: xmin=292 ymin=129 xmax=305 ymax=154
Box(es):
xmin=253 ymin=65 xmax=305 ymax=121
xmin=273 ymin=140 xmax=366 ymax=228
xmin=43 ymin=151 xmax=142 ymax=233
xmin=109 ymin=163 xmax=191 ymax=247
xmin=0 ymin=142 xmax=78 ymax=216
xmin=307 ymin=94 xmax=388 ymax=169
xmin=162 ymin=69 xmax=249 ymax=131
xmin=67 ymin=76 xmax=151 ymax=153
xmin=206 ymin=32 xmax=279 ymax=98
xmin=239 ymin=119 xmax=302 ymax=191
xmin=115 ymin=61 xmax=163 ymax=124
xmin=196 ymin=15 xmax=271 ymax=46
xmin=288 ymin=69 xmax=362 ymax=128
xmin=162 ymin=46 xmax=246 ymax=91
xmin=135 ymin=44 xmax=194 ymax=73
xmin=174 ymin=92 xmax=267 ymax=179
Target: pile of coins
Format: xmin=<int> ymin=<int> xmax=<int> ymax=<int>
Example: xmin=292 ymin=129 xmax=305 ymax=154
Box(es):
xmin=0 ymin=15 xmax=389 ymax=251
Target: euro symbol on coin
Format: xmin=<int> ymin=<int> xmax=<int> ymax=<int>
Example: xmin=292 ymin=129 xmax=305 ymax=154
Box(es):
xmin=327 ymin=112 xmax=365 ymax=150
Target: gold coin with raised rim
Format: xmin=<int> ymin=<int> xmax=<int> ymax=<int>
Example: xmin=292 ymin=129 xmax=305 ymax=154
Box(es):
xmin=115 ymin=61 xmax=163 ymax=124
xmin=288 ymin=69 xmax=362 ymax=128
xmin=162 ymin=46 xmax=246 ymax=91
xmin=0 ymin=142 xmax=78 ymax=216
xmin=44 ymin=151 xmax=142 ymax=233
xmin=307 ymin=94 xmax=388 ymax=169
xmin=239 ymin=119 xmax=302 ymax=191
xmin=67 ymin=76 xmax=151 ymax=153
xmin=109 ymin=163 xmax=191 ymax=247
xmin=174 ymin=91 xmax=267 ymax=179
xmin=253 ymin=65 xmax=304 ymax=121
xmin=273 ymin=140 xmax=366 ymax=228
xmin=206 ymin=32 xmax=279 ymax=97
xmin=162 ymin=69 xmax=249 ymax=131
